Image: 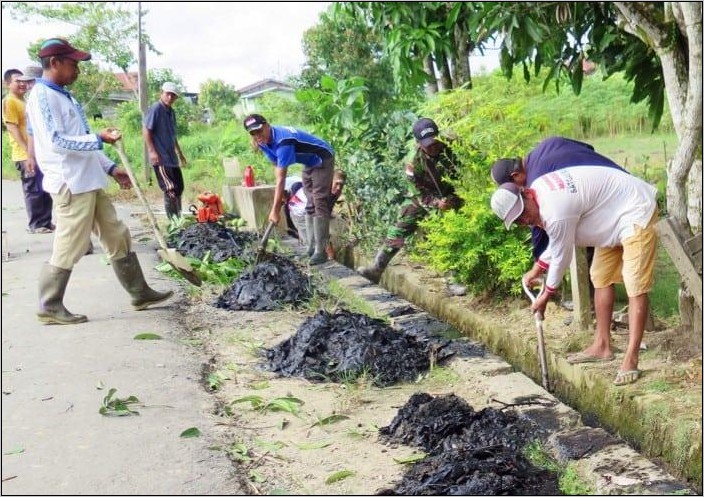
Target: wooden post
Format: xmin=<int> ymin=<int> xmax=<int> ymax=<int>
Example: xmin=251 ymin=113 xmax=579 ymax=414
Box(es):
xmin=138 ymin=3 xmax=150 ymax=184
xmin=655 ymin=218 xmax=702 ymax=309
xmin=570 ymin=247 xmax=592 ymax=330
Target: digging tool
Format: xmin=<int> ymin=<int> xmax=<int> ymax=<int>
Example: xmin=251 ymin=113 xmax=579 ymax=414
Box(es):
xmin=255 ymin=221 xmax=276 ymax=264
xmin=113 ymin=141 xmax=202 ymax=286
xmin=522 ymin=277 xmax=550 ymax=391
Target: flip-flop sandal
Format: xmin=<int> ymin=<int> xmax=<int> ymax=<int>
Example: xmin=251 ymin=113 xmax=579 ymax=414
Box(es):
xmin=613 ymin=369 xmax=641 ymax=386
xmin=566 ymin=352 xmax=615 ymax=364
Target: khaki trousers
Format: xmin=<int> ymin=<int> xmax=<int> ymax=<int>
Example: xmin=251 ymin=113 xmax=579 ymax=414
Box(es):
xmin=50 ymin=186 xmax=131 ymax=270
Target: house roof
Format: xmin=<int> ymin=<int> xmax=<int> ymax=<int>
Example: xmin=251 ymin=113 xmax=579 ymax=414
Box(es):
xmin=237 ymin=78 xmax=295 ymax=98
xmin=113 ymin=72 xmax=138 ymax=91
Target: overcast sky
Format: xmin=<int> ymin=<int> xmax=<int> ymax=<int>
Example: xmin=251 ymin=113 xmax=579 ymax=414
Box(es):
xmin=2 ymin=2 xmax=500 ymax=92
xmin=1 ymin=2 xmax=330 ymax=92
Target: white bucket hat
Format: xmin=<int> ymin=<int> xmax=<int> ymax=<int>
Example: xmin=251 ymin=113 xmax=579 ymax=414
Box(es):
xmin=491 ymin=183 xmax=525 ymax=229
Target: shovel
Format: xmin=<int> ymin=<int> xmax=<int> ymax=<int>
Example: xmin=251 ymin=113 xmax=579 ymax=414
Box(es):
xmin=255 ymin=221 xmax=276 ymax=263
xmin=522 ymin=277 xmax=550 ymax=391
xmin=113 ymin=141 xmax=202 ymax=286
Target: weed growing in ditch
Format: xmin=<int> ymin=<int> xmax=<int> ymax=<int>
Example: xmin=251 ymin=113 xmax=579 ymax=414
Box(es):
xmin=523 ymin=440 xmax=594 ymax=495
xmin=313 ymin=279 xmax=388 ymax=321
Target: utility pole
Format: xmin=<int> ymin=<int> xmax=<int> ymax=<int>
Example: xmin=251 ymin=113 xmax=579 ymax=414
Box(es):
xmin=138 ymin=2 xmax=150 ymax=184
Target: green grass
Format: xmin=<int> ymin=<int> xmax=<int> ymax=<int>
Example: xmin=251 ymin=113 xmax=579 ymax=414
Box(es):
xmin=614 ymin=245 xmax=681 ymax=320
xmin=589 ymin=133 xmax=677 ymax=180
xmin=523 ymin=440 xmax=594 ymax=495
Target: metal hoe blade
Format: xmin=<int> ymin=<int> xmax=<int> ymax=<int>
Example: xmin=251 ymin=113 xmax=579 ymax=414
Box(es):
xmin=255 ymin=221 xmax=276 ymax=264
xmin=522 ymin=278 xmax=550 ymax=391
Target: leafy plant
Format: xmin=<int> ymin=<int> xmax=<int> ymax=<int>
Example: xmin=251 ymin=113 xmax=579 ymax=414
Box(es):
xmin=229 ymin=395 xmax=305 ymax=416
xmin=99 ymin=388 xmax=141 ymax=417
xmin=226 ymin=441 xmax=253 ymax=463
xmin=207 ymin=370 xmax=230 ymax=392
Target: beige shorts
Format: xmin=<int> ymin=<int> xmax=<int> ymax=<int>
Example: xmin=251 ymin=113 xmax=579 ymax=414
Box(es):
xmin=590 ymin=211 xmax=659 ymax=297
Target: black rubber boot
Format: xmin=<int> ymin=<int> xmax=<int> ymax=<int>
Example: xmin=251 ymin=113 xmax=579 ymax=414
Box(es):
xmin=164 ymin=195 xmax=180 ymax=220
xmin=356 ymin=247 xmax=399 ymax=283
xmin=309 ymin=216 xmax=330 ymax=265
xmin=111 ymin=252 xmax=174 ymax=310
xmin=305 ymin=214 xmax=315 ymax=256
xmin=37 ymin=263 xmax=88 ymax=324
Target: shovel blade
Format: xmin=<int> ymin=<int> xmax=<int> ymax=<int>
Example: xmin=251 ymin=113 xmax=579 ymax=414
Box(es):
xmin=157 ymin=248 xmax=202 ymax=286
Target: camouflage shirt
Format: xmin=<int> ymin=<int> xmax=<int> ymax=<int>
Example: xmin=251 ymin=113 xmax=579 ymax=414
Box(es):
xmin=404 ymin=141 xmax=463 ymax=210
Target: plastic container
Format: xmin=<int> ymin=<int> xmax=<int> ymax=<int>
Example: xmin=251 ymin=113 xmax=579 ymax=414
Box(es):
xmin=243 ymin=165 xmax=255 ymax=187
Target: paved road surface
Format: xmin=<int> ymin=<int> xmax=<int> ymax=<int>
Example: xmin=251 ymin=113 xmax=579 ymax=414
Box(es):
xmin=1 ymin=180 xmax=240 ymax=495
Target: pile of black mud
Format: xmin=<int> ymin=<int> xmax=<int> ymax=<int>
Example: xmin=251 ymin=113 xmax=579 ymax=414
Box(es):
xmin=214 ymin=254 xmax=311 ymax=311
xmin=172 ymin=222 xmax=257 ymax=262
xmin=377 ymin=393 xmax=560 ymax=495
xmin=265 ymin=309 xmax=483 ymax=387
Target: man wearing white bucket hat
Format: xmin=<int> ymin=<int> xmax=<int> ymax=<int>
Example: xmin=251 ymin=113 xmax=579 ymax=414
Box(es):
xmin=490 ymin=162 xmax=658 ymax=386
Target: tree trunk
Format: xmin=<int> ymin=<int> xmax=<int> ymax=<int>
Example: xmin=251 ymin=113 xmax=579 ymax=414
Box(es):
xmin=452 ymin=23 xmax=472 ymax=89
xmin=423 ymin=55 xmax=438 ymax=96
xmin=435 ymin=53 xmax=453 ymax=91
xmin=614 ymin=2 xmax=702 ymax=334
xmin=614 ymin=2 xmax=702 ymax=234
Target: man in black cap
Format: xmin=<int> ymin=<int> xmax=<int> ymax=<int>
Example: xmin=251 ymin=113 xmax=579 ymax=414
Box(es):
xmin=357 ymin=118 xmax=465 ymax=291
xmin=243 ymin=113 xmax=335 ymax=265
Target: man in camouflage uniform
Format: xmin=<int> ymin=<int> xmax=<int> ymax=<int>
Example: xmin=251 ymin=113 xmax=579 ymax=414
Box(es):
xmin=358 ymin=118 xmax=464 ymax=289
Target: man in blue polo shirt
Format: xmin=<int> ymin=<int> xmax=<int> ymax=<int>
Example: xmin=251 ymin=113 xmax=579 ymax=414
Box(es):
xmin=243 ymin=114 xmax=335 ymax=265
xmin=143 ymin=82 xmax=188 ymax=219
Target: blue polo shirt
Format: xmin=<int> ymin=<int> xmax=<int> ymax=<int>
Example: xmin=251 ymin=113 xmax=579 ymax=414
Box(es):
xmin=143 ymin=101 xmax=179 ymax=168
xmin=259 ymin=126 xmax=334 ymax=169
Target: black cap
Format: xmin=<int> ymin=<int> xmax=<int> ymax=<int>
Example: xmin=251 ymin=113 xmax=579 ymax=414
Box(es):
xmin=490 ymin=158 xmax=522 ymax=185
xmin=412 ymin=118 xmax=440 ymax=147
xmin=243 ymin=114 xmax=267 ymax=133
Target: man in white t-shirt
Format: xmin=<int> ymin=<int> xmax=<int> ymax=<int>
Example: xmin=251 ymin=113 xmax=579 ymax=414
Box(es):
xmin=491 ymin=166 xmax=658 ymax=386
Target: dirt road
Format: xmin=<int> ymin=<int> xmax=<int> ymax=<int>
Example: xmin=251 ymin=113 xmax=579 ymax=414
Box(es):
xmin=1 ymin=180 xmax=242 ymax=495
xmin=1 ymin=179 xmax=694 ymax=495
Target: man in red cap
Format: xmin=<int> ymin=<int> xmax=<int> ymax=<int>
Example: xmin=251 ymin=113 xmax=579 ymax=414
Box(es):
xmin=25 ymin=37 xmax=173 ymax=324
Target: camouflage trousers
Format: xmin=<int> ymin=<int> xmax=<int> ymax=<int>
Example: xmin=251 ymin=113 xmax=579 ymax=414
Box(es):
xmin=381 ymin=198 xmax=428 ymax=253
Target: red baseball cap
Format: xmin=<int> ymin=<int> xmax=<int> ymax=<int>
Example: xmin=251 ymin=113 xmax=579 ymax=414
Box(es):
xmin=38 ymin=38 xmax=91 ymax=61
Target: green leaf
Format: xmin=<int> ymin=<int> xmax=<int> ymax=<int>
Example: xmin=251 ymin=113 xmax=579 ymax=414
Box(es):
xmin=3 ymin=447 xmax=25 ymax=455
xmin=393 ymin=453 xmax=427 ymax=464
xmin=311 ymin=414 xmax=350 ymax=427
xmin=133 ymin=333 xmax=163 ymax=340
xmin=180 ymin=427 xmax=201 ymax=438
xmin=248 ymin=469 xmax=266 ymax=483
xmin=96 ymin=380 xmax=105 ymax=390
xmin=325 ymin=469 xmax=355 ymax=484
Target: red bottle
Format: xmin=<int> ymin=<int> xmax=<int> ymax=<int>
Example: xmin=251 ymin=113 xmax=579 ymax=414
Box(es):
xmin=243 ymin=165 xmax=255 ymax=187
